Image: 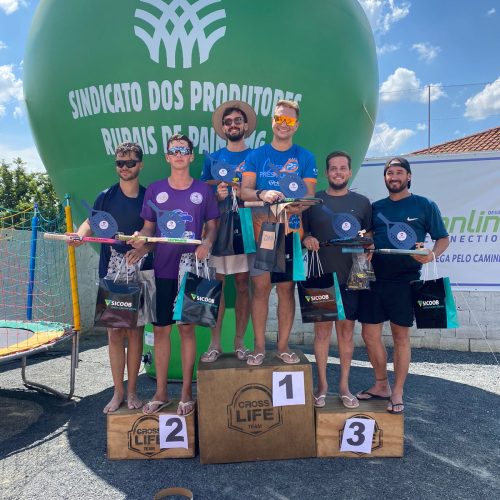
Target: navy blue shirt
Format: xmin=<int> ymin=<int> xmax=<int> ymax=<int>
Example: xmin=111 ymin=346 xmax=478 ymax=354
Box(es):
xmin=371 ymin=193 xmax=448 ymax=282
xmin=93 ymin=183 xmax=152 ymax=278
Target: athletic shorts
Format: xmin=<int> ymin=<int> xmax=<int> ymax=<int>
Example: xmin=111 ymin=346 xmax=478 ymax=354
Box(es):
xmin=304 ymin=274 xmax=360 ymax=321
xmin=153 ymin=278 xmax=178 ymax=327
xmin=358 ymin=280 xmax=414 ymax=327
xmin=209 ymin=254 xmax=249 ymax=275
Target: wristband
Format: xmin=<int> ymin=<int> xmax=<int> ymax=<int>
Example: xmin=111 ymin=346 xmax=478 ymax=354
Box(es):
xmin=255 ymin=189 xmax=263 ymax=201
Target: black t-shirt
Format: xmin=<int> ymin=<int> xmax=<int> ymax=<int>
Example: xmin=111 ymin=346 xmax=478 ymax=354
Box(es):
xmin=302 ymin=190 xmax=372 ymax=283
xmin=93 ymin=183 xmax=153 ymax=278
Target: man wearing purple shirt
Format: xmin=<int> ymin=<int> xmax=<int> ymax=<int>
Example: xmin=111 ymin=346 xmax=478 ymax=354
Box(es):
xmin=131 ymin=134 xmax=219 ymax=416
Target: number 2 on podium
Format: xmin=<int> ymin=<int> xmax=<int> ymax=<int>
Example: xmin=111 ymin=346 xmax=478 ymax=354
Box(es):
xmin=272 ymin=371 xmax=305 ymax=406
xmin=159 ymin=415 xmax=188 ymax=449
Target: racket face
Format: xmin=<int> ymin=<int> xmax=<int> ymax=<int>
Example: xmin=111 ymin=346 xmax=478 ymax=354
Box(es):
xmin=332 ymin=213 xmax=361 ymax=238
xmin=157 ymin=210 xmax=186 ymax=238
xmin=82 ymin=200 xmax=118 ymax=238
xmin=210 ymin=158 xmax=236 ymax=183
xmin=377 ymin=213 xmax=417 ymax=249
xmin=279 ymin=173 xmax=307 ymax=198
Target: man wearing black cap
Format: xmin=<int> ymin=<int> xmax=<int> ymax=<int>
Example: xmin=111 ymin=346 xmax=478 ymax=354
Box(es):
xmin=357 ymin=156 xmax=449 ymax=414
xmin=199 ymin=100 xmax=257 ymax=362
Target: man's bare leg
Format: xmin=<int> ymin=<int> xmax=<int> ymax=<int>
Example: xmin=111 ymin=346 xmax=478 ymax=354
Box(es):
xmin=313 ymin=321 xmax=332 ymax=398
xmin=335 ymin=319 xmax=357 ymax=401
xmin=249 ymin=272 xmax=271 ymax=356
xmin=103 ymin=328 xmax=126 ymax=413
xmin=126 ymin=326 xmax=144 ymax=409
xmin=234 ymin=271 xmax=250 ymax=351
xmin=276 ymin=281 xmax=295 ymax=356
xmin=201 ymin=274 xmax=225 ymax=362
xmin=358 ymin=322 xmax=391 ymax=399
xmin=178 ymin=324 xmax=196 ymax=415
xmin=388 ymin=322 xmax=410 ymax=412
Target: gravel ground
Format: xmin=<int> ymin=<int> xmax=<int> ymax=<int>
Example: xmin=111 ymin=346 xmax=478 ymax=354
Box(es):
xmin=1 ymin=333 xmax=499 ymax=500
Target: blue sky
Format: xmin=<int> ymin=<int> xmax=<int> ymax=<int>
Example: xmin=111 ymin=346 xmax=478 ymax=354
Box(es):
xmin=0 ymin=0 xmax=499 ymax=171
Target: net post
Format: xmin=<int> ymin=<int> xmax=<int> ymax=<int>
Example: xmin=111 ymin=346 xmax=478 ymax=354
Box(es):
xmin=26 ymin=203 xmax=39 ymax=320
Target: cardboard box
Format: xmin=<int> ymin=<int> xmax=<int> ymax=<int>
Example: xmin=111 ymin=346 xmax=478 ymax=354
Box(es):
xmin=107 ymin=399 xmax=195 ymax=460
xmin=316 ymin=397 xmax=404 ymax=457
xmin=197 ymin=350 xmax=316 ymax=464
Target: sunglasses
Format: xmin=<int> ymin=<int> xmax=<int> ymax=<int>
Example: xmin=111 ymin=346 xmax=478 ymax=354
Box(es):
xmin=223 ymin=116 xmax=245 ymax=127
xmin=273 ymin=115 xmax=297 ymax=127
xmin=167 ymin=146 xmax=192 ymax=156
xmin=115 ymin=159 xmax=140 ymax=168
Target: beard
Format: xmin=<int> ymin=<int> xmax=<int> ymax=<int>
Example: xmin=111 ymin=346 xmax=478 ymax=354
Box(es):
xmin=385 ymin=179 xmax=408 ymax=193
xmin=226 ymin=129 xmax=245 ymax=142
xmin=328 ymin=179 xmax=349 ymax=191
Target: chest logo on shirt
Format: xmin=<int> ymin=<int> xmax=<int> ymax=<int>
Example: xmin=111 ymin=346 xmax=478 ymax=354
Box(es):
xmin=190 ymin=192 xmax=203 ymax=204
xmin=156 ymin=192 xmax=169 ymax=204
xmin=280 ymin=159 xmax=299 ymax=173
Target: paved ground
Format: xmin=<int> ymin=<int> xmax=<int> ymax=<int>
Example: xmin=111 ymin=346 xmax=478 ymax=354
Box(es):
xmin=1 ymin=333 xmax=499 ymax=500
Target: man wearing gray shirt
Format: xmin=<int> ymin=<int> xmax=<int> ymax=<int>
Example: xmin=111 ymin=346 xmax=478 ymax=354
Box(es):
xmin=302 ymin=151 xmax=371 ymax=409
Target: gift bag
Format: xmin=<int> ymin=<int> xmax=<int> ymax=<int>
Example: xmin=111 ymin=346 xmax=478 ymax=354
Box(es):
xmin=94 ymin=278 xmax=141 ymax=328
xmin=410 ymin=261 xmax=459 ymax=329
xmin=254 ymin=221 xmax=286 ymax=272
xmin=173 ymin=259 xmax=222 ymax=327
xmin=346 ymin=253 xmax=376 ymax=290
xmin=297 ymin=252 xmax=346 ymax=323
xmin=240 ymin=207 xmax=256 ymax=253
xmin=212 ymin=194 xmax=246 ymax=256
xmin=271 ymin=232 xmax=306 ymax=283
xmin=136 ymin=269 xmax=157 ymax=326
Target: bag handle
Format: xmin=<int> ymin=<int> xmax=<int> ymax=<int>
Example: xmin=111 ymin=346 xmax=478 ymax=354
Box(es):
xmin=113 ymin=254 xmax=130 ymax=284
xmin=422 ymin=251 xmax=438 ymax=281
xmin=307 ymin=250 xmax=324 ymax=278
xmin=194 ymin=254 xmax=211 ymax=279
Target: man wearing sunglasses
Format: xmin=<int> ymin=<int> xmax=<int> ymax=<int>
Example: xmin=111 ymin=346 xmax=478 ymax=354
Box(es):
xmin=241 ymin=99 xmax=317 ymax=366
xmin=131 ymin=134 xmax=219 ymax=416
xmin=69 ymin=142 xmax=153 ymax=414
xmin=198 ymin=100 xmax=257 ymax=363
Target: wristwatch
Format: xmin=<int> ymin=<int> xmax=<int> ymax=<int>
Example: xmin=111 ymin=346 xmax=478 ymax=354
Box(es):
xmin=255 ymin=189 xmax=263 ymax=201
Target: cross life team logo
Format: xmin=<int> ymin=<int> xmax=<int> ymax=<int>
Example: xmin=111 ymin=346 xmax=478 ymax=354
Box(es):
xmin=134 ymin=0 xmax=226 ymax=69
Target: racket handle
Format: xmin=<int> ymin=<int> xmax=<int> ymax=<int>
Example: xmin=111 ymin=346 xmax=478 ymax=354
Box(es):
xmin=244 ymin=201 xmax=265 ymax=207
xmin=43 ymin=233 xmax=71 ymax=241
xmin=341 ymin=247 xmax=364 ymax=254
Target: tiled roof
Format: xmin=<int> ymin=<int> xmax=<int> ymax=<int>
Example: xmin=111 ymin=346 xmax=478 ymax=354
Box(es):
xmin=412 ymin=126 xmax=500 ymax=154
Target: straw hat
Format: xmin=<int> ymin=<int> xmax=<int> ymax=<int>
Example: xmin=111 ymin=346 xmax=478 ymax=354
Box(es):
xmin=212 ymin=100 xmax=257 ymax=139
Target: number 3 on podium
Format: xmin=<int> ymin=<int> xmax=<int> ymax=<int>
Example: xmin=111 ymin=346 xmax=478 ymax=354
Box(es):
xmin=340 ymin=417 xmax=375 ymax=454
xmin=272 ymin=372 xmax=305 ymax=406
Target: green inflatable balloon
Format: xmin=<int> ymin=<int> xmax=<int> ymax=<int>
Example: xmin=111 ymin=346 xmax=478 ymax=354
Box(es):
xmin=24 ymin=0 xmax=378 ymax=379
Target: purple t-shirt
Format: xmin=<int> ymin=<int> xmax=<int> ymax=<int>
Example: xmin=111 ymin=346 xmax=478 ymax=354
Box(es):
xmin=141 ymin=179 xmax=219 ymax=279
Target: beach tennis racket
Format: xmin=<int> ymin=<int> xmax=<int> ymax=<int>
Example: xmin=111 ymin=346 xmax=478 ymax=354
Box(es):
xmin=377 ymin=213 xmax=417 ymax=250
xmin=43 ymin=233 xmax=125 ymax=245
xmin=244 ymin=197 xmax=323 ymax=208
xmin=279 ymin=173 xmax=307 ymax=198
xmin=319 ymin=236 xmax=374 ymax=247
xmin=203 ymin=151 xmax=238 ymax=185
xmin=116 ymin=234 xmax=201 ymax=245
xmin=321 ymin=205 xmax=361 ymax=239
xmin=81 ymin=200 xmax=118 ymax=238
xmin=342 ymin=247 xmax=428 ymax=256
xmin=147 ymin=200 xmax=186 ymax=238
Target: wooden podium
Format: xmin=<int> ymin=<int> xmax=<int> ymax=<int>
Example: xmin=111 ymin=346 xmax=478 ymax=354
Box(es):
xmin=107 ymin=399 xmax=196 ymax=460
xmin=316 ymin=397 xmax=404 ymax=458
xmin=197 ymin=350 xmax=316 ymax=464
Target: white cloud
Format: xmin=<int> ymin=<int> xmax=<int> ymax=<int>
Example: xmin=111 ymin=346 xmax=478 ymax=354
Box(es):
xmin=379 ymin=67 xmax=446 ymax=103
xmin=0 ymin=143 xmax=45 ymax=172
xmin=464 ymin=77 xmax=500 ymax=120
xmin=0 ymin=40 xmax=7 ymax=50
xmin=0 ymin=104 xmax=5 ymax=117
xmin=487 ymin=8 xmax=496 ymax=16
xmin=367 ymin=122 xmax=415 ymax=156
xmin=416 ymin=122 xmax=426 ymax=131
xmin=359 ymin=0 xmax=410 ymax=34
xmin=0 ymin=64 xmax=23 ymax=115
xmin=13 ymin=105 xmax=23 ymax=118
xmin=412 ymin=42 xmax=441 ymax=63
xmin=0 ymin=0 xmax=27 ymax=15
xmin=377 ymin=43 xmax=400 ymax=55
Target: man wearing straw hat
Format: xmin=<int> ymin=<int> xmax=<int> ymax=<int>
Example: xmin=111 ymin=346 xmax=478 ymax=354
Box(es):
xmin=199 ymin=100 xmax=257 ymax=363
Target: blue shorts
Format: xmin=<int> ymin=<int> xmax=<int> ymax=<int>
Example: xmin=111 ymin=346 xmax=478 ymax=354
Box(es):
xmin=358 ymin=280 xmax=414 ymax=327
xmin=154 ymin=278 xmax=178 ymax=327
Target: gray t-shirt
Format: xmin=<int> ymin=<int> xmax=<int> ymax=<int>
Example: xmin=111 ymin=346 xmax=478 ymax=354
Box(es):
xmin=302 ymin=190 xmax=372 ymax=283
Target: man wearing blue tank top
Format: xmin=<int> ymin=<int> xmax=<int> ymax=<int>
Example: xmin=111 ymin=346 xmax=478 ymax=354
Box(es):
xmin=357 ymin=157 xmax=449 ymax=414
xmin=241 ymin=99 xmax=317 ymax=366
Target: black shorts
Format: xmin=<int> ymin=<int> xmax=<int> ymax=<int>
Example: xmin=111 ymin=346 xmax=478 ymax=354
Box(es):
xmin=358 ymin=280 xmax=414 ymax=327
xmin=154 ymin=278 xmax=179 ymax=327
xmin=303 ymin=274 xmax=360 ymax=321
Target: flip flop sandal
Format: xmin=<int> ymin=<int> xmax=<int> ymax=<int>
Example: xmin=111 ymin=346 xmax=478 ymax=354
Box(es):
xmin=356 ymin=390 xmax=390 ymax=401
xmin=246 ymin=353 xmax=265 ymax=366
xmin=235 ymin=348 xmax=250 ymax=360
xmin=177 ymin=400 xmax=196 ymax=416
xmin=200 ymin=349 xmax=222 ymax=363
xmin=340 ymin=394 xmax=360 ymax=409
xmin=142 ymin=400 xmax=172 ymax=415
xmin=387 ymin=400 xmax=405 ymax=414
xmin=314 ymin=394 xmax=327 ymax=408
xmin=277 ymin=352 xmax=300 ymax=364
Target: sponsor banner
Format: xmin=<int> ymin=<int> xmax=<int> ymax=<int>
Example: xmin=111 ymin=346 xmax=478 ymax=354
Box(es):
xmin=354 ymin=152 xmax=500 ymax=291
